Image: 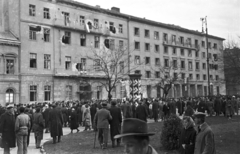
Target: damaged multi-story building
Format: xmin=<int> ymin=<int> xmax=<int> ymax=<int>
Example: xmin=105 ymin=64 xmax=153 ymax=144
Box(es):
xmin=0 ymin=0 xmax=226 ymax=105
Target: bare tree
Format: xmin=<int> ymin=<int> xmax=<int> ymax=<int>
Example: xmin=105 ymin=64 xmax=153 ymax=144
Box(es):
xmin=151 ymin=58 xmax=183 ymax=99
xmin=84 ymin=44 xmax=138 ymax=101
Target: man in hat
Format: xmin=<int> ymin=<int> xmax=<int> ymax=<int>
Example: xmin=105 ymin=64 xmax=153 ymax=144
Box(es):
xmin=0 ymin=104 xmax=16 ymax=154
xmin=136 ymin=100 xmax=148 ymax=122
xmin=15 ymin=106 xmax=31 ymax=154
xmin=94 ymin=102 xmax=112 ymax=149
xmin=193 ymin=112 xmax=216 ymax=154
xmin=115 ymin=118 xmax=158 ymax=154
xmin=109 ymin=101 xmax=122 ymax=147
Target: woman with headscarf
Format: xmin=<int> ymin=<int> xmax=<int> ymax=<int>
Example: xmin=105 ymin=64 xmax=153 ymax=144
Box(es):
xmin=179 ymin=116 xmax=196 ymax=154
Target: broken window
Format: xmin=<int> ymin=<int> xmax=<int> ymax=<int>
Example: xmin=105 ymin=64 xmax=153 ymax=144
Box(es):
xmin=94 ymin=59 xmax=101 ymax=71
xmin=44 ymin=28 xmax=50 ymax=42
xmin=109 ymin=22 xmax=116 ymax=34
xmin=6 ymin=59 xmax=14 ymax=74
xmin=29 ymin=4 xmax=36 ymax=16
xmin=95 ymin=36 xmax=100 ymax=48
xmin=145 ymin=57 xmax=150 ymax=65
xmin=155 ymin=45 xmax=159 ymax=52
xmin=80 ymin=16 xmax=85 ymax=25
xmin=30 ymin=53 xmax=37 ymax=68
xmin=44 ymin=85 xmax=51 ymax=101
xmin=155 ymin=58 xmax=160 ymax=66
xmin=80 ymin=34 xmax=86 ymax=46
xmin=154 ymin=31 xmax=159 ymax=40
xmin=62 ymin=12 xmax=70 ymax=26
xmin=94 ymin=19 xmax=99 ymax=28
xmin=43 ymin=8 xmax=50 ymax=19
xmin=62 ymin=31 xmax=71 ymax=44
xmin=134 ymin=27 xmax=140 ymax=36
xmin=119 ymin=61 xmax=124 ymax=73
xmin=30 ymin=85 xmax=37 ymax=101
xmin=119 ymin=24 xmax=123 ymax=33
xmin=65 ymin=56 xmax=71 ymax=70
xmin=135 ymin=56 xmax=140 ymax=65
xmin=44 ymin=54 xmax=51 ymax=69
xmin=145 ymin=29 xmax=150 ymax=38
xmin=135 ymin=41 xmax=140 ymax=50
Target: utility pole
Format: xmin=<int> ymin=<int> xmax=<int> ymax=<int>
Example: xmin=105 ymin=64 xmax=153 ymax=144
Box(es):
xmin=201 ymin=16 xmax=211 ymax=96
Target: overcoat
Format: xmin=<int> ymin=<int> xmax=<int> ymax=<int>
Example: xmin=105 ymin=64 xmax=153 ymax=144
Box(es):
xmin=90 ymin=104 xmax=97 ymax=128
xmin=32 ymin=112 xmax=45 ymax=140
xmin=136 ymin=104 xmax=148 ymax=122
xmin=42 ymin=108 xmax=50 ymax=128
xmin=179 ymin=126 xmax=196 ymax=154
xmin=194 ymin=122 xmax=216 ymax=154
xmin=94 ymin=107 xmax=112 ymax=129
xmin=184 ymin=106 xmax=195 ymax=118
xmin=226 ymin=100 xmax=234 ymax=116
xmin=109 ymin=105 xmax=122 ymax=140
xmin=49 ymin=107 xmax=63 ymax=137
xmin=152 ymin=101 xmax=159 ymax=120
xmin=70 ymin=110 xmax=79 ymax=129
xmin=196 ymin=101 xmax=206 ymax=113
xmin=0 ymin=111 xmax=16 ymax=148
xmin=214 ymin=98 xmax=221 ymax=115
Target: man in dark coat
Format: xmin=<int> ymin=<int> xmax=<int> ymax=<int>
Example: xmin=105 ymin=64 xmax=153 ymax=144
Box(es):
xmin=109 ymin=101 xmax=122 ymax=148
xmin=214 ymin=97 xmax=221 ymax=116
xmin=49 ymin=103 xmax=63 ymax=144
xmin=70 ymin=108 xmax=79 ymax=133
xmin=25 ymin=107 xmax=33 ymax=147
xmin=94 ymin=102 xmax=112 ymax=149
xmin=90 ymin=103 xmax=97 ymax=130
xmin=136 ymin=101 xmax=148 ymax=122
xmin=0 ymin=104 xmax=16 ymax=154
xmin=152 ymin=100 xmax=159 ymax=122
xmin=196 ymin=98 xmax=206 ymax=113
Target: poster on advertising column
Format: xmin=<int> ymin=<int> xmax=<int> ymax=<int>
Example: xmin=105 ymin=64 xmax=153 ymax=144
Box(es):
xmin=129 ymin=74 xmax=142 ymax=101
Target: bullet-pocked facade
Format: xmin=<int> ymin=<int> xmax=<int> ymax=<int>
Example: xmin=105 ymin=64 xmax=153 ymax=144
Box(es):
xmin=0 ymin=0 xmax=226 ymax=105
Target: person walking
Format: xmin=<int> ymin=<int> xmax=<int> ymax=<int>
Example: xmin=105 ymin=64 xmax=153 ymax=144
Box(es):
xmin=179 ymin=116 xmax=196 ymax=154
xmin=0 ymin=104 xmax=16 ymax=154
xmin=32 ymin=107 xmax=45 ymax=149
xmin=24 ymin=107 xmax=33 ymax=147
xmin=15 ymin=107 xmax=31 ymax=154
xmin=94 ymin=102 xmax=112 ymax=149
xmin=152 ymin=100 xmax=159 ymax=122
xmin=194 ymin=112 xmax=216 ymax=154
xmin=109 ymin=101 xmax=122 ymax=148
xmin=49 ymin=103 xmax=63 ymax=144
xmin=136 ymin=101 xmax=148 ymax=122
xmin=42 ymin=104 xmax=50 ymax=133
xmin=83 ymin=108 xmax=91 ymax=131
xmin=70 ymin=108 xmax=80 ymax=133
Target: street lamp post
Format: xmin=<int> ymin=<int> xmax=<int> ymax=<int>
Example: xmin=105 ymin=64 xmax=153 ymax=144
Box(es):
xmin=201 ymin=16 xmax=211 ymax=96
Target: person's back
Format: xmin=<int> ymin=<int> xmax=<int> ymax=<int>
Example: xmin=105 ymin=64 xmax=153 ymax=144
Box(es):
xmin=136 ymin=104 xmax=148 ymax=122
xmin=95 ymin=108 xmax=111 ymax=128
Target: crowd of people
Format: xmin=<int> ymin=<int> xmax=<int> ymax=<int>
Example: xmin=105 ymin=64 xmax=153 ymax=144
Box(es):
xmin=0 ymin=95 xmax=239 ymax=154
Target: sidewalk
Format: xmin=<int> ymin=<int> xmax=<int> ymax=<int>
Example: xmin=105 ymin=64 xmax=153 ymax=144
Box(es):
xmin=0 ymin=127 xmax=84 ymax=154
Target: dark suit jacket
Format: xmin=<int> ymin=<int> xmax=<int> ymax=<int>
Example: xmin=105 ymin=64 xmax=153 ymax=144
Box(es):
xmin=109 ymin=105 xmax=122 ymax=138
xmin=136 ymin=104 xmax=148 ymax=122
xmin=94 ymin=107 xmax=112 ymax=128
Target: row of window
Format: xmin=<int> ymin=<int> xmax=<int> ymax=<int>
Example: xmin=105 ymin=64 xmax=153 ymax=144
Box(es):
xmin=134 ymin=42 xmax=218 ymax=59
xmin=135 ymin=70 xmax=219 ymax=81
xmin=133 ymin=27 xmax=218 ymax=49
xmin=134 ymin=56 xmax=218 ymax=71
xmin=29 ymin=4 xmax=124 ymax=33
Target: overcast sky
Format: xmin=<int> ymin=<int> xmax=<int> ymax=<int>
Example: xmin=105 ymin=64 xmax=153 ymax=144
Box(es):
xmin=75 ymin=0 xmax=240 ymax=43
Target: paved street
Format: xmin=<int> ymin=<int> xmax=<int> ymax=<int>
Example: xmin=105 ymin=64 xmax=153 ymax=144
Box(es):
xmin=0 ymin=127 xmax=84 ymax=154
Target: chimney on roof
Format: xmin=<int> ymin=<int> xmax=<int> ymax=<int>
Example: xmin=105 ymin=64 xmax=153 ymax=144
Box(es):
xmin=96 ymin=5 xmax=100 ymax=8
xmin=111 ymin=7 xmax=120 ymax=13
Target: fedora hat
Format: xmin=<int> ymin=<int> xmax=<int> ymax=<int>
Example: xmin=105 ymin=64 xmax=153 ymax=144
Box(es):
xmin=114 ymin=118 xmax=155 ymax=139
xmin=193 ymin=112 xmax=206 ymax=119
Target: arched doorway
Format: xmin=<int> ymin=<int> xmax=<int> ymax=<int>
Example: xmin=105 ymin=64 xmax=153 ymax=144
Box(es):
xmin=79 ymin=82 xmax=92 ymax=101
xmin=6 ymin=89 xmax=14 ymax=104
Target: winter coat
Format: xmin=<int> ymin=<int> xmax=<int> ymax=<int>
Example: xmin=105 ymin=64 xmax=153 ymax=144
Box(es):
xmin=94 ymin=107 xmax=112 ymax=129
xmin=0 ymin=111 xmax=16 ymax=148
xmin=49 ymin=107 xmax=63 ymax=137
xmin=136 ymin=104 xmax=148 ymax=122
xmin=121 ymin=103 xmax=132 ymax=118
xmin=196 ymin=101 xmax=206 ymax=113
xmin=214 ymin=99 xmax=221 ymax=113
xmin=32 ymin=112 xmax=45 ymax=140
xmin=109 ymin=106 xmax=122 ymax=140
xmin=70 ymin=110 xmax=79 ymax=129
xmin=184 ymin=106 xmax=195 ymax=118
xmin=226 ymin=100 xmax=234 ymax=116
xmin=90 ymin=104 xmax=97 ymax=128
xmin=179 ymin=126 xmax=196 ymax=154
xmin=194 ymin=122 xmax=216 ymax=154
xmin=15 ymin=113 xmax=31 ymax=136
xmin=152 ymin=101 xmax=159 ymax=120
xmin=42 ymin=108 xmax=50 ymax=128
